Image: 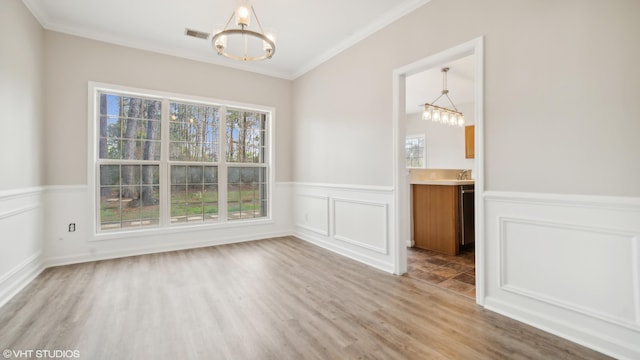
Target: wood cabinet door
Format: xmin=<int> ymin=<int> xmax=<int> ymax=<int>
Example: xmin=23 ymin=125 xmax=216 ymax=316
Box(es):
xmin=465 ymin=125 xmax=475 ymax=159
xmin=412 ymin=185 xmax=459 ymax=255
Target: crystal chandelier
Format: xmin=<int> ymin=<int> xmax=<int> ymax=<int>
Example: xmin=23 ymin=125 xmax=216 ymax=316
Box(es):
xmin=212 ymin=2 xmax=276 ymax=61
xmin=422 ymin=67 xmax=465 ymax=127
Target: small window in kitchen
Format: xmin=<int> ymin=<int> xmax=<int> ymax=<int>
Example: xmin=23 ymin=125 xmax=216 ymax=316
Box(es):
xmin=405 ymin=134 xmax=425 ymax=168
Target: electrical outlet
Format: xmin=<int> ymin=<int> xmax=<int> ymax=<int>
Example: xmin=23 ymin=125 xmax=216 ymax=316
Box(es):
xmin=68 ymin=223 xmax=76 ymax=232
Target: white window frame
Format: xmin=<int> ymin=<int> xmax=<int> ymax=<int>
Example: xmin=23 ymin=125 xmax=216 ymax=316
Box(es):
xmin=405 ymin=134 xmax=426 ymax=169
xmin=87 ymin=82 xmax=274 ymax=241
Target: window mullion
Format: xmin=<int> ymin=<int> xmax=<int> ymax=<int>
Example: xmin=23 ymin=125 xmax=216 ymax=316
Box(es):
xmin=160 ymin=99 xmax=170 ymax=227
xmin=218 ymin=106 xmax=228 ymax=222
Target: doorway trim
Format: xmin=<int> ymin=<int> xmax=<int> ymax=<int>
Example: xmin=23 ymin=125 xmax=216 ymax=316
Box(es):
xmin=392 ymin=37 xmax=485 ymax=305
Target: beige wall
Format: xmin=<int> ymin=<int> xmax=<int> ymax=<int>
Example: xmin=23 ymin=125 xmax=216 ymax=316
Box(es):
xmin=43 ymin=32 xmax=293 ymax=185
xmin=293 ymin=0 xmax=640 ymax=197
xmin=0 ymin=0 xmax=44 ymax=190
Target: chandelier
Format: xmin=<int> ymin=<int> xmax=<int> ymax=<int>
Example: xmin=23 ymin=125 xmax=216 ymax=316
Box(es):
xmin=212 ymin=3 xmax=276 ymax=61
xmin=422 ymin=67 xmax=465 ymax=127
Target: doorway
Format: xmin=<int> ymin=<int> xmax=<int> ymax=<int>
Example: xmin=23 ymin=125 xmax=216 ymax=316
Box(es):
xmin=392 ymin=37 xmax=485 ymax=304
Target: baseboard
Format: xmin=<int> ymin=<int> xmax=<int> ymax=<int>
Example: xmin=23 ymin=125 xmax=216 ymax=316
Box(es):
xmin=484 ymin=297 xmax=640 ymax=360
xmin=295 ymin=231 xmax=394 ymax=273
xmin=0 ymin=252 xmax=45 ymax=308
xmin=44 ymin=230 xmax=293 ymax=268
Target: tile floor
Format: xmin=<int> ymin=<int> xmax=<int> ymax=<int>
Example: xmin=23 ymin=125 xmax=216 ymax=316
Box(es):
xmin=406 ymin=246 xmax=476 ymax=299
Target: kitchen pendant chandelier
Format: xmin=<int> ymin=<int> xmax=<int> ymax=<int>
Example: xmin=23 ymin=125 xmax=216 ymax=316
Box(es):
xmin=212 ymin=2 xmax=276 ymax=61
xmin=422 ymin=67 xmax=465 ymax=127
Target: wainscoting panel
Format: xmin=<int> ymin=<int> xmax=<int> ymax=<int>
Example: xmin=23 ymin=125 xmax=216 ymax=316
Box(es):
xmin=499 ymin=217 xmax=638 ymax=328
xmin=293 ymin=183 xmax=395 ymax=273
xmin=484 ymin=191 xmax=640 ymax=360
xmin=294 ymin=194 xmax=329 ymax=236
xmin=0 ymin=187 xmax=44 ymax=307
xmin=333 ymin=198 xmax=388 ymax=254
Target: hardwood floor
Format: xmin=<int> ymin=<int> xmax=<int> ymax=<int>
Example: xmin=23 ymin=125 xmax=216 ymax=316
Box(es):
xmin=0 ymin=237 xmax=609 ymax=359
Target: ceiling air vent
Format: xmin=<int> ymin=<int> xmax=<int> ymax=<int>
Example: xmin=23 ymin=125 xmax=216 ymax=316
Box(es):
xmin=184 ymin=28 xmax=210 ymax=40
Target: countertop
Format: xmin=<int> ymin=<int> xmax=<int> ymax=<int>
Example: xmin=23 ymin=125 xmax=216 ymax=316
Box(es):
xmin=410 ymin=179 xmax=475 ymax=185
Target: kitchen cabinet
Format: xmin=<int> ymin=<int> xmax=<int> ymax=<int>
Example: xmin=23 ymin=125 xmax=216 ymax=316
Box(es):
xmin=465 ymin=125 xmax=475 ymax=159
xmin=412 ymin=183 xmax=474 ymax=256
xmin=412 ymin=184 xmax=459 ymax=255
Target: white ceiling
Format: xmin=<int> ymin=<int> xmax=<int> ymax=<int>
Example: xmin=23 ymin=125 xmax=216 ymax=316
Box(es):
xmin=22 ymin=0 xmax=431 ymax=80
xmin=405 ymin=54 xmax=475 ymax=114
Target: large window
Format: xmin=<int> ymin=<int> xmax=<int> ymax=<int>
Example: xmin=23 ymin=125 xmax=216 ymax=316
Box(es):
xmin=94 ymin=87 xmax=271 ymax=233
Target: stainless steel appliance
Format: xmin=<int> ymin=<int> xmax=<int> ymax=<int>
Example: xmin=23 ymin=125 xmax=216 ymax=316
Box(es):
xmin=459 ymin=185 xmax=475 ymax=247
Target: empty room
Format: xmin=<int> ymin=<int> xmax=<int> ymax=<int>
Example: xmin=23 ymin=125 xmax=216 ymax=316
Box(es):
xmin=1 ymin=0 xmax=638 ymax=358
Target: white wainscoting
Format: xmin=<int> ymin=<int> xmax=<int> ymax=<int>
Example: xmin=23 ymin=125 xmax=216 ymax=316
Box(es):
xmin=333 ymin=198 xmax=388 ymax=254
xmin=294 ymin=194 xmax=329 ymax=236
xmin=293 ymin=183 xmax=395 ymax=273
xmin=484 ymin=191 xmax=640 ymax=360
xmin=0 ymin=187 xmax=45 ymax=307
xmin=43 ymin=183 xmax=294 ymax=267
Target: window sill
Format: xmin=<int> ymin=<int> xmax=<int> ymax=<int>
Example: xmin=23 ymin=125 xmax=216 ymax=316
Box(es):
xmin=90 ymin=217 xmax=274 ymax=242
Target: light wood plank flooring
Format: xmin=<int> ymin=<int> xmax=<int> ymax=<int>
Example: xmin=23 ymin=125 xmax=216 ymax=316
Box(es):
xmin=0 ymin=237 xmax=609 ymax=359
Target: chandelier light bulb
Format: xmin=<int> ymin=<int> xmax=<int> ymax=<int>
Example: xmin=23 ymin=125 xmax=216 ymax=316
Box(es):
xmin=266 ymin=33 xmax=276 ymax=43
xmin=236 ymin=6 xmax=251 ymax=26
xmin=263 ymin=33 xmax=276 ymax=53
xmin=458 ymin=116 xmax=465 ymax=127
xmin=214 ymin=32 xmax=228 ymax=52
xmin=442 ymin=111 xmax=450 ymax=124
xmin=432 ymin=109 xmax=441 ymax=122
xmin=422 ymin=106 xmax=432 ymax=121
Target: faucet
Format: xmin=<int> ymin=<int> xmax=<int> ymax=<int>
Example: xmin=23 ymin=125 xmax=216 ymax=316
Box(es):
xmin=458 ymin=169 xmax=471 ymax=180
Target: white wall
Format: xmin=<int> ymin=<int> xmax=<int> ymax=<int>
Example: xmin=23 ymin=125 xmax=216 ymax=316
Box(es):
xmin=0 ymin=0 xmax=45 ymax=306
xmin=405 ymin=102 xmax=475 ymax=170
xmin=292 ymin=0 xmax=640 ymax=358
